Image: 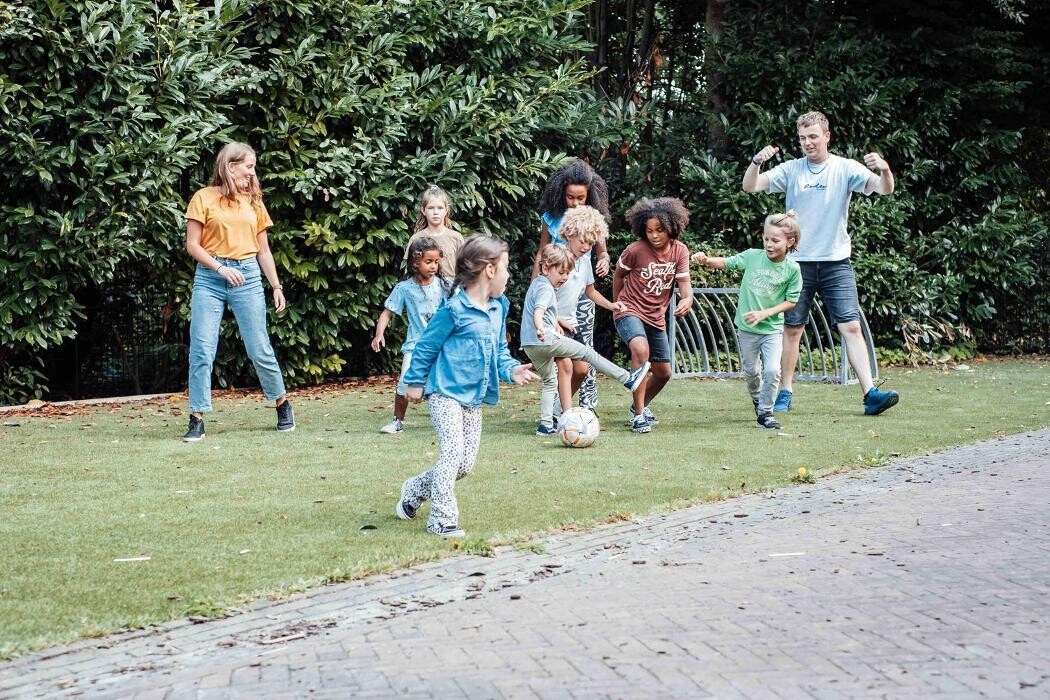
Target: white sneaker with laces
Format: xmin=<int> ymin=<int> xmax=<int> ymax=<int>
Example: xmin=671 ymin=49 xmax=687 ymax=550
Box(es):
xmin=379 ymin=418 xmax=404 ymax=434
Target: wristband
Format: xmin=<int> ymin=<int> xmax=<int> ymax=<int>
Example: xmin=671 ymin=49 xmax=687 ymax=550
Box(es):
xmin=752 ymin=157 xmax=762 ymax=165
xmin=216 ymin=263 xmax=225 ymax=272
xmin=273 ymin=285 xmax=283 ymax=291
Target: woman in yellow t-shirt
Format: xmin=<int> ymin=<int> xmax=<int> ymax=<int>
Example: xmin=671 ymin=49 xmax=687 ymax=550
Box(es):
xmin=182 ymin=143 xmax=294 ymax=441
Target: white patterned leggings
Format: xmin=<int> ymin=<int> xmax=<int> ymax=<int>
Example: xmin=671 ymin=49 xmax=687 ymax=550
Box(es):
xmin=401 ymin=394 xmax=482 ymax=529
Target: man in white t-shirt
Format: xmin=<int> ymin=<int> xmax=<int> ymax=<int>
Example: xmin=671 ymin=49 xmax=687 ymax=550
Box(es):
xmin=742 ymin=110 xmax=899 ymax=415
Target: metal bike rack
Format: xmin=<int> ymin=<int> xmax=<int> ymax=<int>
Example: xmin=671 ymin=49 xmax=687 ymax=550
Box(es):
xmin=668 ymin=288 xmax=878 ymax=384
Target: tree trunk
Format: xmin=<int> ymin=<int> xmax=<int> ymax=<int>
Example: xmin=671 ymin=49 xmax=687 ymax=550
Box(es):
xmin=706 ymin=0 xmax=729 ymax=158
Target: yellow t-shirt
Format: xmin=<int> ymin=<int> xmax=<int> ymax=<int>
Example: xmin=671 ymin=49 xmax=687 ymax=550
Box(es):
xmin=404 ymin=228 xmax=465 ymax=280
xmin=185 ymin=187 xmax=274 ymax=259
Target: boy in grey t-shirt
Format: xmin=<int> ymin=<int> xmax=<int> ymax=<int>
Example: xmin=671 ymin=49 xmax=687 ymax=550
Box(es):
xmin=521 ymin=244 xmax=649 ymax=436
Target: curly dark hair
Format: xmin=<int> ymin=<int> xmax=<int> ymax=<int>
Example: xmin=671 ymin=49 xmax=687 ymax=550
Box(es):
xmin=624 ymin=197 xmax=690 ymax=241
xmin=405 ymin=235 xmax=442 ymax=279
xmin=537 ymin=159 xmax=610 ymax=219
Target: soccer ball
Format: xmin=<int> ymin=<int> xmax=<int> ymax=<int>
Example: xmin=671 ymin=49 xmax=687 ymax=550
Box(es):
xmin=558 ymin=407 xmax=600 ymax=448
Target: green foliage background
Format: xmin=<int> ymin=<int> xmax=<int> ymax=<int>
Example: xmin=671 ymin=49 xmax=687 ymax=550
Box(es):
xmin=0 ymin=0 xmax=1046 ymax=405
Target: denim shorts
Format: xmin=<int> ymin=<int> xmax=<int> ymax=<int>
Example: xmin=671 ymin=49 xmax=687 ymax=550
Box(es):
xmin=614 ymin=315 xmax=671 ymax=363
xmin=784 ymin=259 xmax=862 ymax=327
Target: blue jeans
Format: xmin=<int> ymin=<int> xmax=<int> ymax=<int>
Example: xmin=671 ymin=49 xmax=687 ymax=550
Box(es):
xmin=614 ymin=315 xmax=671 ymax=363
xmin=738 ymin=330 xmax=783 ymax=414
xmin=783 ymin=259 xmax=862 ymax=327
xmin=188 ymin=257 xmax=286 ymax=413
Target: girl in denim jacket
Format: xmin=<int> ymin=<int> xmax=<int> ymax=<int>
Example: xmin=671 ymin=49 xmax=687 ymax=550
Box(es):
xmin=395 ymin=236 xmax=539 ymax=538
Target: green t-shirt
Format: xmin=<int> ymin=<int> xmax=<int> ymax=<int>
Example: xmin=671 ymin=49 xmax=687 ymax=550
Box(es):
xmin=725 ymin=249 xmax=802 ymax=334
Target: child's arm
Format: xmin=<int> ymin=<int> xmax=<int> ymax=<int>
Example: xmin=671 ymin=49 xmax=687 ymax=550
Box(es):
xmin=673 ymin=275 xmax=695 ymax=317
xmin=370 ymin=309 xmax=395 ymax=351
xmin=594 ymin=238 xmax=612 ymax=278
xmin=691 ymin=252 xmax=727 ymax=269
xmin=534 ymin=306 xmax=548 ymax=342
xmin=402 ymin=305 xmax=454 ymax=402
xmin=496 ymin=300 xmax=539 ymax=386
xmin=585 ymin=284 xmax=627 ymax=314
xmin=530 ymin=224 xmax=552 ymax=280
xmin=743 ymin=300 xmax=797 ymax=327
xmin=612 ymin=263 xmax=628 ymax=302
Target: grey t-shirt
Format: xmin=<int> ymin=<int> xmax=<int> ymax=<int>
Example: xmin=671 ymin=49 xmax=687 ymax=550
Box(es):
xmin=765 ymin=154 xmax=877 ymax=261
xmin=520 ymin=276 xmax=558 ymax=347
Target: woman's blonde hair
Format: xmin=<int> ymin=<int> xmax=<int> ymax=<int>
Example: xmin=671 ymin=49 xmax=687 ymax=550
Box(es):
xmin=764 ymin=210 xmax=802 ymax=253
xmin=210 ymin=142 xmax=263 ymax=208
xmin=414 ymin=185 xmax=455 ymax=232
xmin=558 ymin=205 xmax=607 ymax=246
xmin=538 ymin=243 xmax=574 ymax=273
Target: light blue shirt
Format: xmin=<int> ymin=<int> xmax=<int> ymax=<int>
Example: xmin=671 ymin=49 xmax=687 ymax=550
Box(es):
xmin=765 ymin=154 xmax=877 ymax=262
xmin=383 ymin=278 xmax=448 ymax=353
xmin=541 ymin=211 xmax=566 ymax=244
xmin=403 ymin=290 xmax=521 ymax=408
xmin=520 ymin=276 xmax=559 ymax=346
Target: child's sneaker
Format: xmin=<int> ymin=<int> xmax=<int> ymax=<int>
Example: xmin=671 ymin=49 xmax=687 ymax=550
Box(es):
xmin=427 ymin=523 xmax=465 ymax=538
xmin=629 ymin=405 xmax=658 ymax=426
xmin=773 ymin=389 xmax=793 ymax=413
xmin=380 ymin=418 xmax=404 ymax=434
xmin=756 ymin=413 xmax=782 ymax=430
xmin=183 ymin=415 xmax=205 ymax=442
xmin=630 ymin=413 xmax=652 ymax=433
xmin=623 ymin=361 xmax=651 ymax=392
xmin=395 ymin=480 xmax=417 ymax=521
xmin=276 ymin=400 xmax=296 ymax=432
xmin=863 ymin=385 xmax=900 ymax=415
xmin=535 ymin=422 xmax=558 ymax=437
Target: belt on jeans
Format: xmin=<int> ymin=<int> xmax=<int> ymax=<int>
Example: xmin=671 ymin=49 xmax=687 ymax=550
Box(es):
xmin=210 ymin=255 xmax=257 ymax=265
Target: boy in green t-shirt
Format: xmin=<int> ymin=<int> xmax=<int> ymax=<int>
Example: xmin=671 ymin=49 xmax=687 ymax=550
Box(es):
xmin=693 ymin=212 xmax=803 ymax=429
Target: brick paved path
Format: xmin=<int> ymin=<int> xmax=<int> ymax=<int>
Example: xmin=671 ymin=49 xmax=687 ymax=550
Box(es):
xmin=3 ymin=429 xmax=1048 ymax=699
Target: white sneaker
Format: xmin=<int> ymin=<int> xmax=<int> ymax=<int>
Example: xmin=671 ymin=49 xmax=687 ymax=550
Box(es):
xmin=379 ymin=418 xmax=404 ymax=434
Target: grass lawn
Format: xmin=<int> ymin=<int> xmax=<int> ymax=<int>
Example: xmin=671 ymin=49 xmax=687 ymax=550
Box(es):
xmin=1 ymin=357 xmax=1047 ymax=657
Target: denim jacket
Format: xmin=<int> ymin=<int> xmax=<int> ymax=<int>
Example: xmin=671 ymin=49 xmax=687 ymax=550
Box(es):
xmin=403 ymin=289 xmax=521 ymax=408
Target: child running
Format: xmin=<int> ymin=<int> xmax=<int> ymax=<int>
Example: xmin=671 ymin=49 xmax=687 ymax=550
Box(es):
xmin=371 ymin=236 xmax=449 ymax=434
xmin=405 ymin=185 xmax=464 ymax=281
xmin=531 ymin=160 xmax=611 ymax=413
xmin=613 ymin=197 xmax=694 ymax=433
xmin=396 ymin=236 xmax=539 ymax=538
xmin=521 ymin=242 xmax=650 ymax=435
xmin=692 ymin=212 xmax=803 ymax=430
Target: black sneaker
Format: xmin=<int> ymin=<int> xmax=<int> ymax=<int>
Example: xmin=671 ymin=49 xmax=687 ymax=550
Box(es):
xmin=756 ymin=413 xmax=781 ymax=430
xmin=427 ymin=523 xmax=465 ymax=538
xmin=276 ymin=400 xmax=295 ymax=432
xmin=395 ymin=480 xmax=417 ymax=520
xmin=183 ymin=415 xmax=205 ymax=442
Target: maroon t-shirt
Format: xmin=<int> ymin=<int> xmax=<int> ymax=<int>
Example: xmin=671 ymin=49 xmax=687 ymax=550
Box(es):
xmin=614 ymin=239 xmax=691 ymax=330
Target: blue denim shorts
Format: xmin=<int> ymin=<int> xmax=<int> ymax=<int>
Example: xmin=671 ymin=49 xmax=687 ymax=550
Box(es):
xmin=614 ymin=315 xmax=671 ymax=363
xmin=784 ymin=259 xmax=862 ymax=327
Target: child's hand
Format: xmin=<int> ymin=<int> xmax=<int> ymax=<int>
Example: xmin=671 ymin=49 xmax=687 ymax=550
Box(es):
xmin=612 ymin=301 xmax=628 ymax=313
xmin=595 ymin=254 xmax=611 ymax=277
xmin=863 ymin=152 xmax=889 ymax=172
xmin=673 ymin=296 xmax=693 ymax=317
xmin=536 ymin=326 xmax=546 ymax=342
xmin=405 ymin=386 xmax=424 ymax=403
xmin=512 ymin=363 xmax=540 ymax=385
xmin=743 ymin=310 xmax=769 ymax=326
xmin=691 ymin=252 xmax=708 ymax=266
xmin=272 ymin=288 xmax=286 ymax=313
xmin=370 ymin=334 xmax=385 ymax=352
xmin=558 ymin=319 xmax=576 ymax=335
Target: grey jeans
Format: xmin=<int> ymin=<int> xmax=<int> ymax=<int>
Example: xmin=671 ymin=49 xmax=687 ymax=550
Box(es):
xmin=523 ymin=334 xmax=629 ymax=426
xmin=738 ymin=330 xmax=783 ymax=415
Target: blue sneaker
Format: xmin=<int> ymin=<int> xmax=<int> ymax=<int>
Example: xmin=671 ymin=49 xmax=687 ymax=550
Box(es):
xmin=630 ymin=413 xmax=652 ymax=434
xmin=623 ymin=361 xmax=651 ymax=391
xmin=773 ymin=389 xmax=793 ymax=413
xmin=535 ymin=422 xmax=558 ymax=436
xmin=628 ymin=405 xmax=658 ymax=425
xmin=863 ymin=385 xmax=899 ymax=416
